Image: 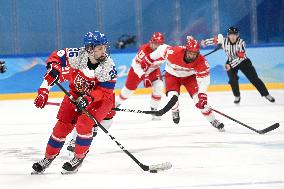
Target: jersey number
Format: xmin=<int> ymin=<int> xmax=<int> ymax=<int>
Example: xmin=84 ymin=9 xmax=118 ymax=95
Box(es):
xmin=109 ymin=66 xmax=117 ymax=80
xmin=68 ymin=48 xmax=80 ymax=57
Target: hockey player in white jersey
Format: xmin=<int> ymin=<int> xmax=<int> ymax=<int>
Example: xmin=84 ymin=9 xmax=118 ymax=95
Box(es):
xmin=139 ymin=37 xmax=224 ymax=131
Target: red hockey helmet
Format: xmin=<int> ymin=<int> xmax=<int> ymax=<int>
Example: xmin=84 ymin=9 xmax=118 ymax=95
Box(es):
xmin=150 ymin=32 xmax=165 ymax=44
xmin=186 ymin=38 xmax=200 ymax=53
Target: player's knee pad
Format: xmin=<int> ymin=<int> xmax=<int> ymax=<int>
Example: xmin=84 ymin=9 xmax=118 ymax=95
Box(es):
xmin=152 ymin=79 xmax=164 ymax=96
xmin=76 ymin=114 xmax=94 ymax=136
xmin=52 ymin=120 xmax=74 ymax=139
xmin=119 ymin=86 xmax=134 ymax=101
xmin=192 ymin=93 xmax=198 ymax=104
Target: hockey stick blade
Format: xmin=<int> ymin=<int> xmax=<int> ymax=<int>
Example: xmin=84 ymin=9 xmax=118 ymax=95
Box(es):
xmin=112 ymin=107 xmax=155 ymax=115
xmin=142 ymin=162 xmax=172 ymax=173
xmin=113 ymin=95 xmax=178 ymax=116
xmin=155 ymin=95 xmax=178 ymax=116
xmin=210 ymin=107 xmax=280 ymax=134
xmin=258 ymin=123 xmax=280 ymax=134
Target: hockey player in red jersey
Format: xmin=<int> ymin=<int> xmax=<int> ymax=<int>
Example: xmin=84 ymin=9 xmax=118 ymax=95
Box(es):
xmin=140 ymin=37 xmax=224 ymax=130
xmin=116 ymin=32 xmax=165 ymax=120
xmin=32 ymin=31 xmax=117 ymax=174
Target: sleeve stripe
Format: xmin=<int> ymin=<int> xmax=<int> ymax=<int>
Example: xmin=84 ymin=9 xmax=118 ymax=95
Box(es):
xmin=197 ymin=72 xmax=209 ymax=78
xmin=98 ymin=81 xmax=116 ymax=89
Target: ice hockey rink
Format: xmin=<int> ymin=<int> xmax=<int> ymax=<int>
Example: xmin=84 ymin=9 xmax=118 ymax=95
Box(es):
xmin=0 ymin=90 xmax=283 ymax=189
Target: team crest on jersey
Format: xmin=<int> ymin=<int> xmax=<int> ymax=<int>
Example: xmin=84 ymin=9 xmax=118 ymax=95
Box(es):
xmin=73 ymin=74 xmax=96 ymax=93
xmin=57 ymin=50 xmax=65 ymax=57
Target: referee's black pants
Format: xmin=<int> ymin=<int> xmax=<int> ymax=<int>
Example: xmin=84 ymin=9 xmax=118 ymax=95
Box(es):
xmin=226 ymin=58 xmax=269 ymax=97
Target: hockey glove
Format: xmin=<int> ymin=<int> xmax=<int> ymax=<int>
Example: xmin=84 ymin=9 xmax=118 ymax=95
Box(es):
xmin=0 ymin=60 xmax=7 ymax=73
xmin=141 ymin=74 xmax=152 ymax=88
xmin=76 ymin=94 xmax=94 ymax=111
xmin=140 ymin=55 xmax=153 ymax=72
xmin=44 ymin=63 xmax=61 ymax=86
xmin=34 ymin=88 xmax=49 ymax=109
xmin=195 ymin=93 xmax=208 ymax=109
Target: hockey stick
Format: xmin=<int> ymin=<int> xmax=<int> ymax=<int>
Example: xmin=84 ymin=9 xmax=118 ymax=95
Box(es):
xmin=113 ymin=95 xmax=178 ymax=116
xmin=209 ymin=107 xmax=279 ymax=134
xmin=48 ymin=95 xmax=178 ymax=117
xmin=55 ymin=81 xmax=172 ymax=173
xmin=47 ymin=102 xmax=61 ymax=106
xmin=202 ymin=44 xmax=222 ymax=57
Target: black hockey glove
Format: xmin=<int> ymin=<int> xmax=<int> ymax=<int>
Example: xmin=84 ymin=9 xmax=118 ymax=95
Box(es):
xmin=76 ymin=94 xmax=94 ymax=111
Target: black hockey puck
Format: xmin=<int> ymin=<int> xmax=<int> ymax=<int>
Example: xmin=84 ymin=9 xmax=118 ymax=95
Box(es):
xmin=150 ymin=170 xmax=158 ymax=173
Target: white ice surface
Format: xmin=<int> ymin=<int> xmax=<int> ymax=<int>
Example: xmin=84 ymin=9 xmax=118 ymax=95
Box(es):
xmin=0 ymin=90 xmax=284 ymax=189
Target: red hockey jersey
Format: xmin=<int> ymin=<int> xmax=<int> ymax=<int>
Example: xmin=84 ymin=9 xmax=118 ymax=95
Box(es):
xmin=149 ymin=45 xmax=210 ymax=93
xmin=41 ymin=47 xmax=117 ymax=102
xmin=131 ymin=43 xmax=164 ymax=78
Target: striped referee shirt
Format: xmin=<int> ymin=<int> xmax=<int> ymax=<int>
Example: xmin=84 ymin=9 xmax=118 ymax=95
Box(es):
xmin=204 ymin=34 xmax=247 ymax=68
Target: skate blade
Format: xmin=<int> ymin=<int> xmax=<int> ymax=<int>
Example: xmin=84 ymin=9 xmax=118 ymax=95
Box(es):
xmin=152 ymin=117 xmax=161 ymax=121
xmin=31 ymin=170 xmax=44 ymax=175
xmin=218 ymin=128 xmax=226 ymax=132
xmin=61 ymin=169 xmax=78 ymax=175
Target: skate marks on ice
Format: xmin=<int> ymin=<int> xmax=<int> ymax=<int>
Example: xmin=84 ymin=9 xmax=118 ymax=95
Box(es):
xmin=100 ymin=139 xmax=284 ymax=155
xmin=135 ymin=181 xmax=284 ymax=189
xmin=100 ymin=144 xmax=232 ymax=155
xmin=0 ymin=147 xmax=42 ymax=161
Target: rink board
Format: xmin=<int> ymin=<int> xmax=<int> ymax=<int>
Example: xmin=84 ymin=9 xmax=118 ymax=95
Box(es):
xmin=0 ymin=83 xmax=284 ymax=100
xmin=0 ymin=45 xmax=284 ymax=100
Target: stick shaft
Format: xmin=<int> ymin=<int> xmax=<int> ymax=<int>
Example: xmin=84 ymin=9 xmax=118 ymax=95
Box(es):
xmin=210 ymin=107 xmax=259 ymax=133
xmin=203 ymin=44 xmax=222 ymax=57
xmin=55 ymin=82 xmax=149 ymax=171
xmin=47 ymin=102 xmax=61 ymax=106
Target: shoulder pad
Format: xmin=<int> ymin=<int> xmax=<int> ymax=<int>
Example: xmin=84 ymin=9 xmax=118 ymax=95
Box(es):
xmin=94 ymin=57 xmax=116 ymax=82
xmin=68 ymin=48 xmax=89 ymax=70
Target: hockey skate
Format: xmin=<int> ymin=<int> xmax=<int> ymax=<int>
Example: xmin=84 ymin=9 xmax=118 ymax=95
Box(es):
xmin=172 ymin=110 xmax=180 ymax=124
xmin=151 ymin=108 xmax=161 ymax=121
xmin=31 ymin=156 xmax=56 ymax=174
xmin=234 ymin=96 xmax=240 ymax=104
xmin=61 ymin=156 xmax=86 ymax=174
xmin=265 ymin=94 xmax=275 ymax=103
xmin=210 ymin=119 xmax=225 ymax=131
xmin=67 ymin=139 xmax=75 ymax=152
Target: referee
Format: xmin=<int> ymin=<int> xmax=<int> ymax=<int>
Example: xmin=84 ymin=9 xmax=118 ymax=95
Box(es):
xmin=201 ymin=27 xmax=275 ymax=104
